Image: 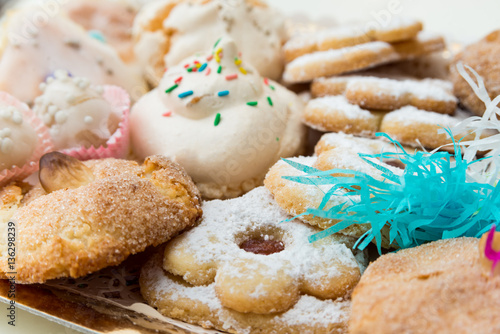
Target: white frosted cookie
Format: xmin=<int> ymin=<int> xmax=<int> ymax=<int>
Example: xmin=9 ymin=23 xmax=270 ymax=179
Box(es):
xmin=283 ymin=32 xmax=445 ymax=83
xmin=312 ymin=75 xmax=457 ymax=114
xmin=0 ymin=5 xmax=147 ymax=103
xmin=130 ymin=38 xmax=306 ymax=199
xmin=133 ymin=0 xmax=286 ymax=85
xmin=141 ymin=186 xmax=366 ymax=334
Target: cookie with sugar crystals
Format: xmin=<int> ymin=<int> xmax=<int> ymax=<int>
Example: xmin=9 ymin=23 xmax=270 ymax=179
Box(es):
xmin=284 ymin=17 xmax=423 ymax=63
xmin=350 ymin=237 xmax=500 ymax=334
xmin=283 ymin=32 xmax=445 ymax=83
xmin=141 ymin=186 xmax=366 ymax=334
xmin=311 ymin=75 xmax=457 ymax=114
xmin=0 ymin=153 xmax=202 ymax=283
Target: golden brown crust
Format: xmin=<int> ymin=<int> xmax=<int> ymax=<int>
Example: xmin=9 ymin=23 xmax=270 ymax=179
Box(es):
xmin=350 ymin=238 xmax=500 ymax=334
xmin=1 ymin=155 xmax=202 ymax=283
xmin=451 ymin=30 xmax=500 ymax=116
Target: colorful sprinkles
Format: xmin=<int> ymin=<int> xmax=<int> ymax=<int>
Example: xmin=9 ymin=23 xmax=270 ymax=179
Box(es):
xmin=178 ymin=90 xmax=194 ymax=98
xmin=267 ymin=96 xmax=273 ymax=106
xmin=217 ymin=66 xmax=222 ymax=74
xmin=214 ymin=113 xmax=221 ymax=126
xmin=247 ymin=101 xmax=258 ymax=107
xmin=218 ymin=90 xmax=230 ymax=97
xmin=162 ymin=111 xmax=172 ymax=117
xmin=165 ymin=84 xmax=178 ymax=94
xmin=226 ymin=74 xmax=238 ymax=81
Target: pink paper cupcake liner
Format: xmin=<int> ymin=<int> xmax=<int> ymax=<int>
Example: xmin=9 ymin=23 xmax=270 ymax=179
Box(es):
xmin=0 ymin=92 xmax=54 ymax=186
xmin=60 ymin=85 xmax=131 ymax=160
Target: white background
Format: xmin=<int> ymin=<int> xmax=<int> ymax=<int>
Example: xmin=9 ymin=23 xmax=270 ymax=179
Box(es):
xmin=3 ymin=0 xmax=500 ymax=333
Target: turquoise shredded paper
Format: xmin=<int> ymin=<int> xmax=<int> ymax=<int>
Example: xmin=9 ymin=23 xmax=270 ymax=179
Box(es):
xmin=283 ymin=131 xmax=500 ymax=253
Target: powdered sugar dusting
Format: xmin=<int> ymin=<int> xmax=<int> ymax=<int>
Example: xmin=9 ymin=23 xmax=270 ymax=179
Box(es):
xmin=383 ymin=106 xmax=462 ymax=127
xmin=307 ymin=96 xmax=376 ymax=120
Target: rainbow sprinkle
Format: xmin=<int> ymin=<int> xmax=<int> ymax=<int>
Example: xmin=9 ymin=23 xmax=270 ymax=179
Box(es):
xmin=187 ymin=68 xmax=194 ymax=72
xmin=214 ymin=113 xmax=221 ymax=126
xmin=165 ymin=84 xmax=178 ymax=94
xmin=247 ymin=101 xmax=258 ymax=107
xmin=267 ymin=97 xmax=273 ymax=106
xmin=239 ymin=67 xmax=247 ymax=75
xmin=214 ymin=38 xmax=222 ymax=49
xmin=206 ymin=67 xmax=212 ymax=76
xmin=174 ymin=76 xmax=183 ymax=84
xmin=234 ymin=58 xmax=242 ymax=66
xmin=206 ymin=54 xmax=214 ymax=61
xmin=217 ymin=66 xmax=222 ymax=74
xmin=218 ymin=90 xmax=229 ymax=97
xmin=178 ymin=91 xmax=193 ymax=98
xmin=162 ymin=111 xmax=172 ymax=117
xmin=226 ymin=74 xmax=238 ymax=81
xmin=199 ymin=63 xmax=208 ymax=72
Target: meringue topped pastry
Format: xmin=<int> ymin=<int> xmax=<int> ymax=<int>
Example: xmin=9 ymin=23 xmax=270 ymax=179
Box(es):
xmin=130 ymin=38 xmax=305 ymax=199
xmin=33 ymin=70 xmax=121 ymax=150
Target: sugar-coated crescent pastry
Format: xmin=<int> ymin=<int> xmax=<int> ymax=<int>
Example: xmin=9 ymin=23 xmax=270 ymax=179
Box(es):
xmin=0 ymin=152 xmax=202 ymax=283
xmin=0 ymin=5 xmax=147 ymax=103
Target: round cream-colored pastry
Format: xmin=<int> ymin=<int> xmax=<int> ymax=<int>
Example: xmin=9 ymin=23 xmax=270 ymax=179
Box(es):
xmin=0 ymin=5 xmax=147 ymax=103
xmin=33 ymin=70 xmax=121 ymax=150
xmin=141 ymin=186 xmax=366 ymax=334
xmin=0 ymin=153 xmax=202 ymax=283
xmin=350 ymin=237 xmax=500 ymax=334
xmin=63 ymin=0 xmax=138 ymax=63
xmin=0 ymin=104 xmax=37 ymax=170
xmin=264 ymin=132 xmax=404 ymax=248
xmin=130 ymin=38 xmax=306 ymax=199
xmin=133 ymin=0 xmax=286 ymax=85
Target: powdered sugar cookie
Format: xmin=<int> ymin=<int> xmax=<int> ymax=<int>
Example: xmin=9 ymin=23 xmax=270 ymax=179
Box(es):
xmin=264 ymin=132 xmax=403 ymax=246
xmin=284 ymin=17 xmax=423 ymax=63
xmin=350 ymin=238 xmax=500 ymax=334
xmin=379 ymin=106 xmax=471 ymax=149
xmin=283 ymin=32 xmax=445 ymax=83
xmin=0 ymin=153 xmax=202 ymax=283
xmin=311 ymin=75 xmax=457 ymax=114
xmin=451 ymin=30 xmax=500 ymax=116
xmin=141 ymin=186 xmax=366 ymax=333
xmin=303 ymin=95 xmax=385 ymax=137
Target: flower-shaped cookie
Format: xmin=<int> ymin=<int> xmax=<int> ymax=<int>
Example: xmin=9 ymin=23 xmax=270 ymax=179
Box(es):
xmin=162 ymin=186 xmax=364 ymax=314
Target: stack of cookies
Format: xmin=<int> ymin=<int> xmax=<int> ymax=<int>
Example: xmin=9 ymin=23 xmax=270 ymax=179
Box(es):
xmin=283 ymin=18 xmax=474 ymax=151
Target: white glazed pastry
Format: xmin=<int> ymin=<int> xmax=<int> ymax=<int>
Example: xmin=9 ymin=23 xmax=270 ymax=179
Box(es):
xmin=130 ymin=38 xmax=306 ymax=199
xmin=133 ymin=0 xmax=286 ymax=85
xmin=0 ymin=104 xmax=37 ymax=170
xmin=0 ymin=5 xmax=147 ymax=103
xmin=33 ymin=70 xmax=121 ymax=151
xmin=63 ymin=0 xmax=138 ymax=63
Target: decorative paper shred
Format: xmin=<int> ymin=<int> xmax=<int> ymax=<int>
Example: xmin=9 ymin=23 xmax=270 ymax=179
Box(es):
xmin=282 ymin=131 xmax=500 ymax=253
xmin=449 ymin=62 xmax=500 ymax=185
